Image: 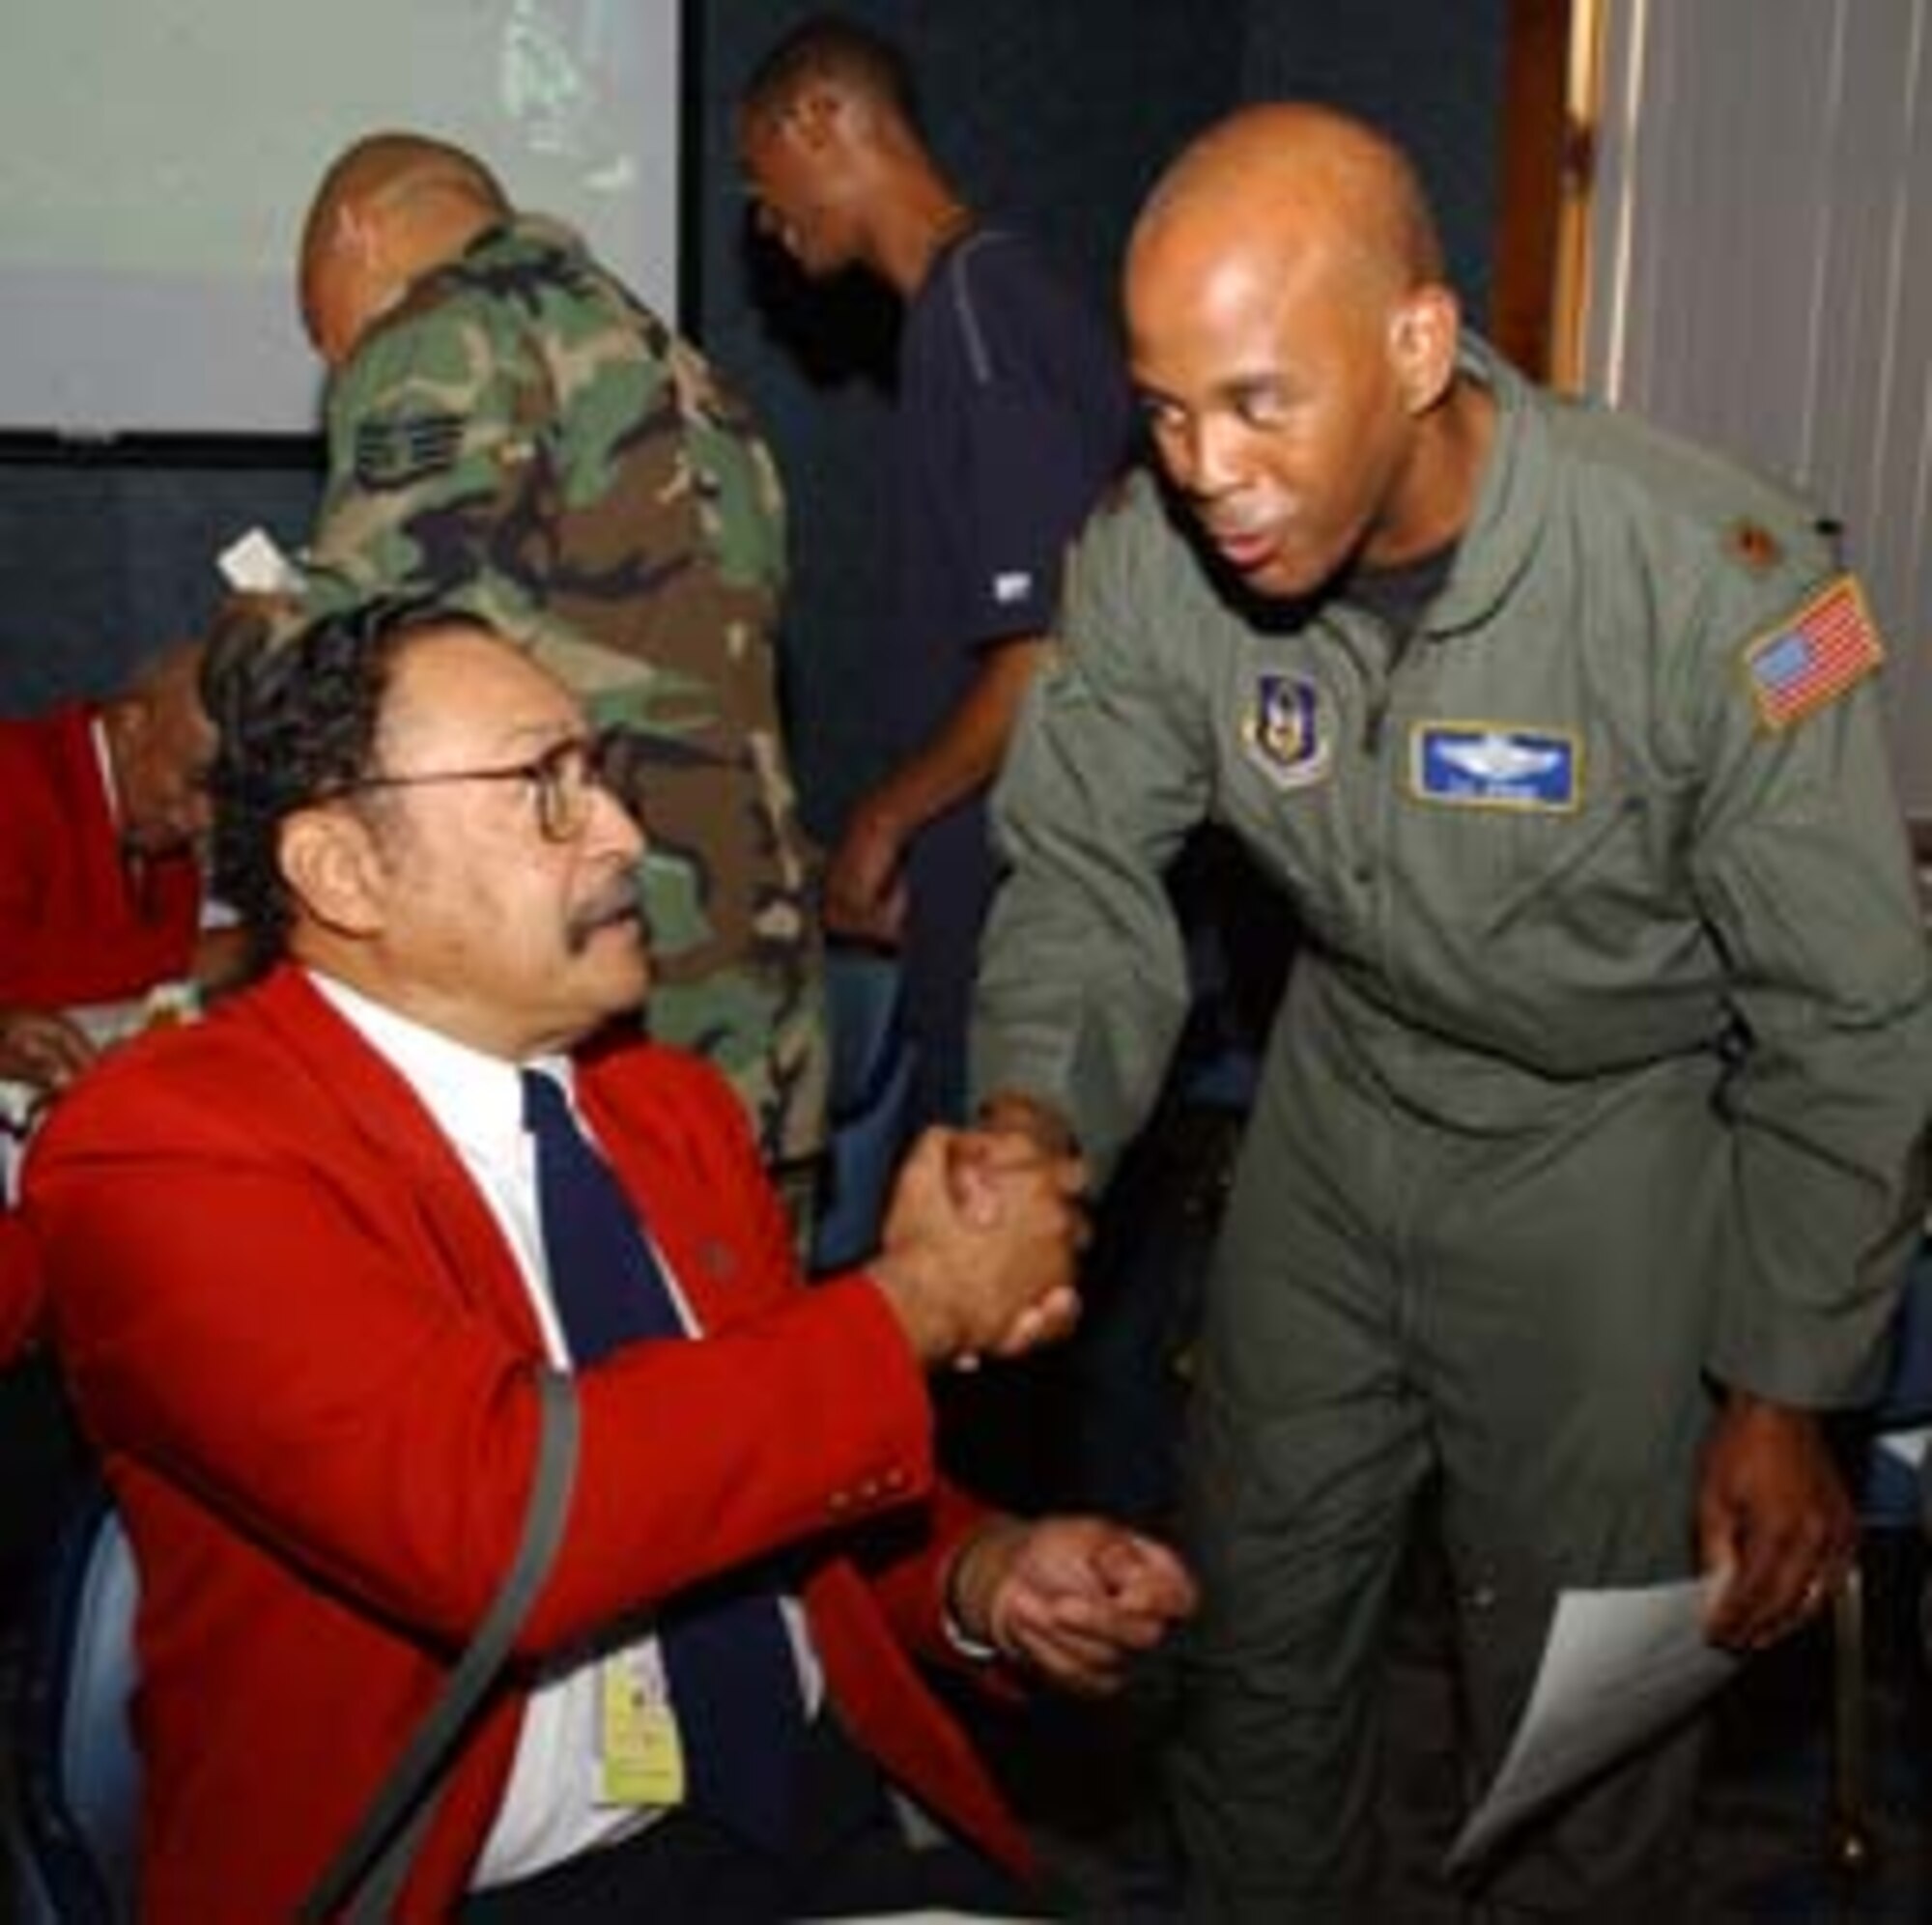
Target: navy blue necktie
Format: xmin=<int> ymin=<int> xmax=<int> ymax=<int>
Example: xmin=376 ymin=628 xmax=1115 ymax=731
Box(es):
xmin=521 ymin=1069 xmax=804 ymax=1852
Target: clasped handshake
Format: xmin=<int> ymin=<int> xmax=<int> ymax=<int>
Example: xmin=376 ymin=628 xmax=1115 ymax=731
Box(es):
xmin=862 ymin=1094 xmax=1201 ymax=1695
xmin=866 ymin=1095 xmax=1089 ymax=1373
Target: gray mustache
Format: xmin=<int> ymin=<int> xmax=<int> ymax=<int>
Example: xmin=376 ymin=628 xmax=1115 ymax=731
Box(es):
xmin=565 ymin=872 xmax=645 ymax=952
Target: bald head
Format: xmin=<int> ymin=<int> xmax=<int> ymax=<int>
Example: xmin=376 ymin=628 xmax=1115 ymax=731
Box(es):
xmin=299 ymin=133 xmax=509 ymax=366
xmin=1133 ymin=103 xmax=1442 ymax=316
xmin=103 ymin=639 xmax=216 ymax=859
xmin=1124 ymin=103 xmax=1482 ymax=599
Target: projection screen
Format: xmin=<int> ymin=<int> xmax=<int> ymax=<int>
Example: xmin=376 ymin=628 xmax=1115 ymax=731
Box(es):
xmin=0 ymin=0 xmax=681 ymax=437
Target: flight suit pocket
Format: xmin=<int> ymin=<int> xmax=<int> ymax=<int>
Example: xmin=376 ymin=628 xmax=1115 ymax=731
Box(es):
xmin=1481 ymin=790 xmax=1671 ymax=945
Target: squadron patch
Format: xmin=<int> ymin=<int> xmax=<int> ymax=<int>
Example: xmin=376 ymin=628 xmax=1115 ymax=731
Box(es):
xmin=1410 ymin=723 xmax=1581 ymax=812
xmin=1241 ymin=672 xmax=1331 ymax=789
xmin=353 ymin=412 xmax=466 ymax=490
xmin=1742 ymin=575 xmax=1883 ymax=730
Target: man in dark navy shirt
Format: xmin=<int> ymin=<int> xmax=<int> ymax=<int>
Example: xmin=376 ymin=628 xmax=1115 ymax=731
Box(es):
xmin=739 ymin=14 xmax=1133 ymax=1124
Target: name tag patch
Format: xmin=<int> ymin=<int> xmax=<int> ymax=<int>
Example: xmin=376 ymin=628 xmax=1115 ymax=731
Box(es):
xmin=1241 ymin=672 xmax=1331 ymax=790
xmin=1411 ymin=724 xmax=1581 ymax=812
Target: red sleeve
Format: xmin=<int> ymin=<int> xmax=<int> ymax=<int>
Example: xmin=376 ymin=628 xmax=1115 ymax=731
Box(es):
xmin=586 ymin=1041 xmax=1019 ymax=1677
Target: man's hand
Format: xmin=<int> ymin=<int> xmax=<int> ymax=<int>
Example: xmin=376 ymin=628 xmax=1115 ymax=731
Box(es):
xmin=867 ymin=1125 xmax=1087 ymax=1368
xmin=976 ymin=1089 xmax=1080 ymax=1161
xmin=0 ymin=1009 xmax=98 ymax=1094
xmin=946 ymin=1515 xmax=1199 ymax=1696
xmin=1697 ymin=1391 xmax=1856 ymax=1650
xmin=823 ymin=797 xmax=909 ymax=944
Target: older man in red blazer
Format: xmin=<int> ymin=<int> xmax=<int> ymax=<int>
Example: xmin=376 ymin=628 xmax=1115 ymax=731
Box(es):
xmin=27 ymin=598 xmax=1194 ymax=1922
xmin=0 ymin=641 xmax=228 ymax=1092
xmin=0 ymin=640 xmax=231 ymax=1517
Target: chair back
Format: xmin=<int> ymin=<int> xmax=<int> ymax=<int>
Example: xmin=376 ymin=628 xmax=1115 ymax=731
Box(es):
xmin=1858 ymin=1237 xmax=1932 ymax=1520
xmin=6 ymin=1484 xmax=141 ymax=1924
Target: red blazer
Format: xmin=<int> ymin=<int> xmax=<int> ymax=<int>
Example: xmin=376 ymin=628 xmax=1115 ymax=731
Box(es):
xmin=0 ymin=703 xmax=201 ymax=1005
xmin=26 ymin=966 xmax=1029 ymax=1920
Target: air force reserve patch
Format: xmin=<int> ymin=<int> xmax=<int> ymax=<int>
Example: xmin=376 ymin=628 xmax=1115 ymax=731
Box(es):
xmin=1241 ymin=672 xmax=1331 ymax=789
xmin=1742 ymin=575 xmax=1883 ymax=730
xmin=1411 ymin=724 xmax=1581 ymax=811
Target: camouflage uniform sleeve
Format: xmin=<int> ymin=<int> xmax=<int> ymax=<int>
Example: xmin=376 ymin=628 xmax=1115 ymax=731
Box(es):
xmin=1685 ymin=540 xmax=1932 ymax=1406
xmin=301 ymin=288 xmax=554 ymax=615
xmin=538 ymin=328 xmax=823 ymax=1173
xmin=971 ymin=482 xmax=1211 ymax=1179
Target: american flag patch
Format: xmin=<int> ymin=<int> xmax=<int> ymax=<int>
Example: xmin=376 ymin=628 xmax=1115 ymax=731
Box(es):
xmin=1742 ymin=576 xmax=1883 ymax=730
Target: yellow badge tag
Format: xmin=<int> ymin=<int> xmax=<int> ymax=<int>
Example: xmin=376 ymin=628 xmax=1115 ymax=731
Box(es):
xmin=597 ymin=1653 xmax=686 ymax=1808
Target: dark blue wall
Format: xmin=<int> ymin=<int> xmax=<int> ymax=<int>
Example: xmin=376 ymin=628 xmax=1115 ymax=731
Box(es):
xmin=0 ymin=454 xmax=316 ymax=712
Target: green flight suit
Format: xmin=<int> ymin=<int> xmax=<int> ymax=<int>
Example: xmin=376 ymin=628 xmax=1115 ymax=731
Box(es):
xmin=974 ymin=340 xmax=1932 ymax=1919
xmin=299 ymin=215 xmax=827 ymax=1172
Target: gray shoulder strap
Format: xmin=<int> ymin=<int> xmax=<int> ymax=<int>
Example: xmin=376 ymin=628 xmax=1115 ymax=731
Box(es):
xmin=298 ymin=1365 xmax=582 ymax=1923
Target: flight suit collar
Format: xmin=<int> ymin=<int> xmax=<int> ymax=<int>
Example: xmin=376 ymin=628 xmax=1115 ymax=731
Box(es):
xmin=1415 ymin=333 xmax=1550 ymax=642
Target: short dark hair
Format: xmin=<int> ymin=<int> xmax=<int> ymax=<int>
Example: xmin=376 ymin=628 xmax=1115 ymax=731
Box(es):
xmin=205 ymin=596 xmax=457 ymax=957
xmin=741 ymin=14 xmax=921 ymax=129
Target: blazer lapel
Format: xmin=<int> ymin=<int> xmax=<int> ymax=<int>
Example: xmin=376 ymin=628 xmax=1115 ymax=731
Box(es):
xmin=579 ymin=1062 xmax=767 ymax=1336
xmin=249 ymin=967 xmax=548 ymax=1351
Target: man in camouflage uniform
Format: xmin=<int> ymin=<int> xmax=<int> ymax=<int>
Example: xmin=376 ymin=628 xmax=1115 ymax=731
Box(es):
xmin=972 ymin=105 xmax=1932 ymax=1919
xmin=287 ymin=132 xmax=826 ymax=1175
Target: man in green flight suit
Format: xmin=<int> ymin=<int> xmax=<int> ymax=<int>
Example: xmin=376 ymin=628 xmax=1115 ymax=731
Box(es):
xmin=972 ymin=103 xmax=1932 ymax=1919
xmin=282 ymin=132 xmax=826 ymax=1182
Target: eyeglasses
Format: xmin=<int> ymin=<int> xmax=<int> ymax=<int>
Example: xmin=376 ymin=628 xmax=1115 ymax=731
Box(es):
xmin=339 ymin=731 xmax=624 ymax=844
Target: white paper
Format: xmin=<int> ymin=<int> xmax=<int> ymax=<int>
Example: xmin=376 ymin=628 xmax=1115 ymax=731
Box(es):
xmin=1877 ymin=1427 xmax=1930 ymax=1473
xmin=0 ymin=1080 xmax=36 ymax=1204
xmin=0 ymin=988 xmax=201 ymax=1203
xmin=1447 ymin=1578 xmax=1740 ymax=1875
xmin=216 ymin=525 xmax=302 ymax=595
